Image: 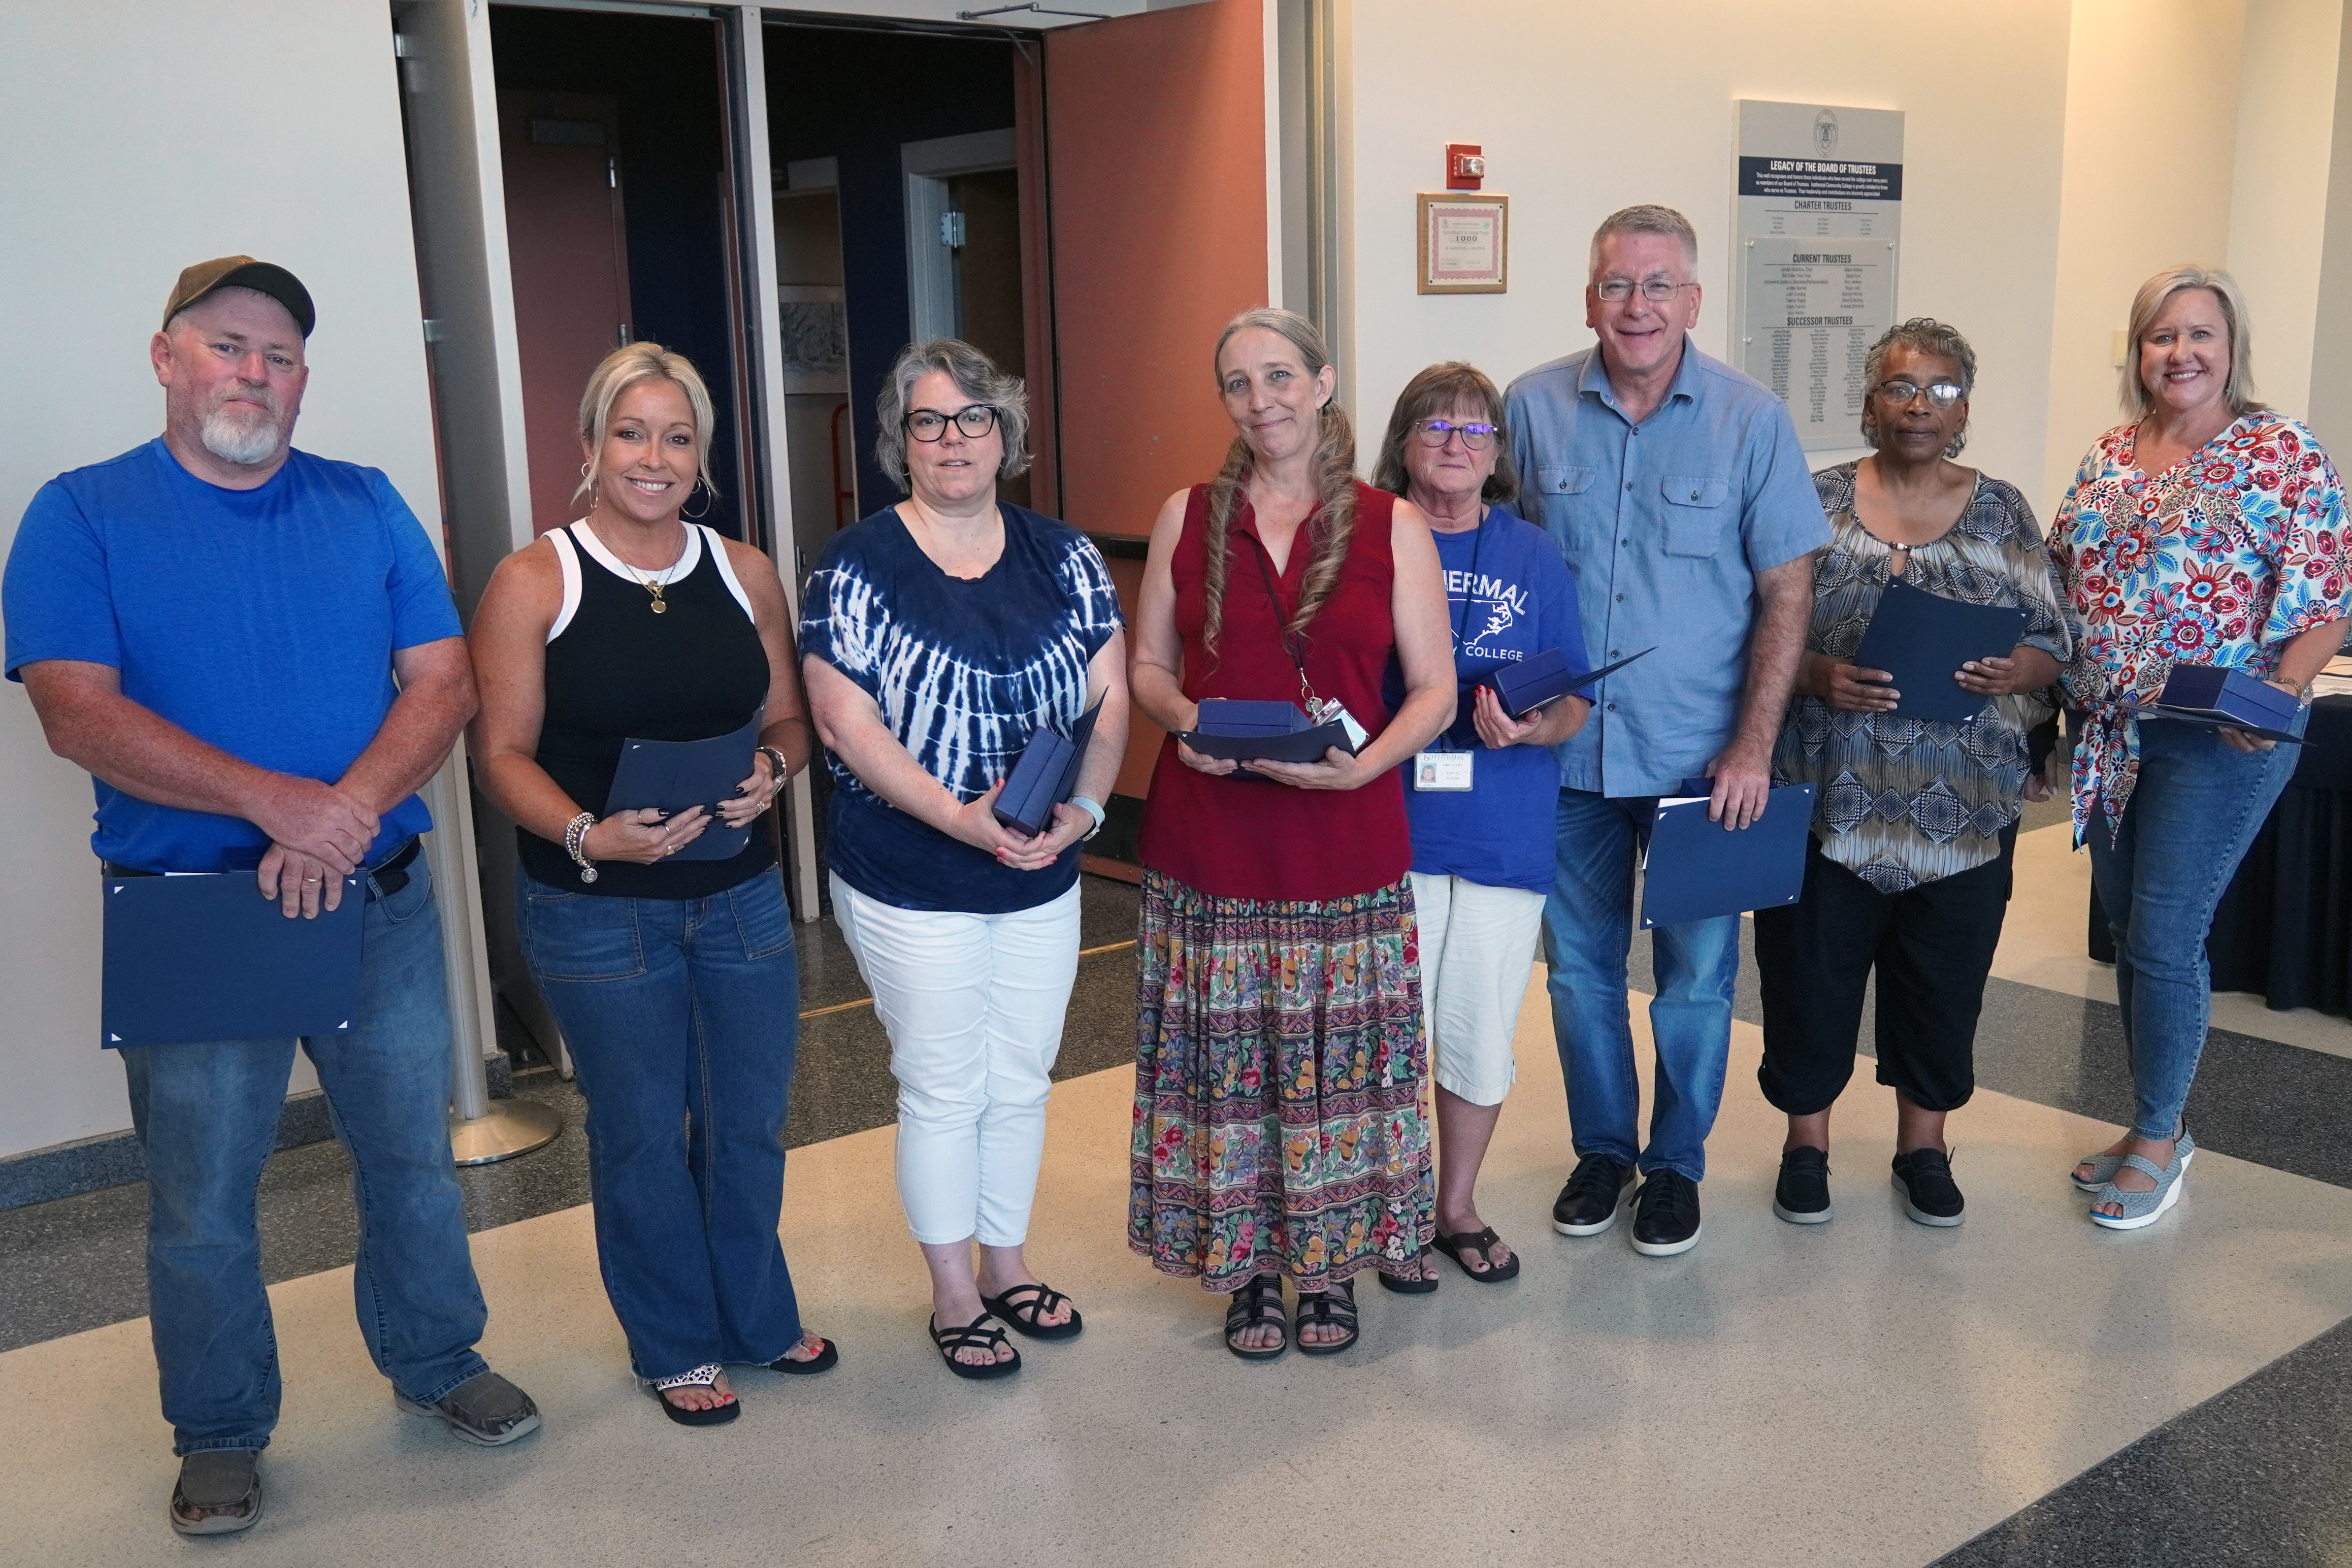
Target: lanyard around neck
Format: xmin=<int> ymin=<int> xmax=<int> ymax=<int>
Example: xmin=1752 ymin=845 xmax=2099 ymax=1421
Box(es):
xmin=1247 ymin=527 xmax=1321 ymax=710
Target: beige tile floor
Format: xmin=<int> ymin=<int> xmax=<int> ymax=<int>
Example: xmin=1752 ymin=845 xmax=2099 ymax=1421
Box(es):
xmin=10 ymin=972 xmax=2352 ymax=1568
xmin=1996 ymin=821 xmax=2352 ymax=1057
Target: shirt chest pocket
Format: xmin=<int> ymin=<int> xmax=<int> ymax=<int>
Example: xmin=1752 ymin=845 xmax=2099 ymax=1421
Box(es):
xmin=1660 ymin=475 xmax=1731 ymax=559
xmin=1532 ymin=465 xmax=1599 ymax=539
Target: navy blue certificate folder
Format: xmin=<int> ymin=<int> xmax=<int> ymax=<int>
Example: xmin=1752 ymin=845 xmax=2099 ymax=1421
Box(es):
xmin=604 ymin=713 xmax=764 ymax=861
xmin=1183 ymin=699 xmax=1356 ymax=763
xmin=1638 ymin=782 xmax=1815 ymax=930
xmin=1851 ymin=580 xmax=2029 ymax=726
xmin=994 ymin=700 xmax=1103 ymax=837
xmin=101 ymin=870 xmax=366 ymax=1047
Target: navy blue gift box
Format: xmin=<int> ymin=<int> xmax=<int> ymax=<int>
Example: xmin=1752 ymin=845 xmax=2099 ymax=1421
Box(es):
xmin=2157 ymin=665 xmax=2302 ymax=729
xmin=1182 ymin=698 xmax=1356 ymax=764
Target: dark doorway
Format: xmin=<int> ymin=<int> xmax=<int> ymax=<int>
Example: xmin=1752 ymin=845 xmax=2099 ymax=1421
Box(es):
xmin=489 ymin=5 xmax=752 ymax=541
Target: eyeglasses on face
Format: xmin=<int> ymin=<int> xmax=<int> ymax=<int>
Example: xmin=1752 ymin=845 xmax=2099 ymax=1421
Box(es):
xmin=1413 ymin=418 xmax=1496 ymax=451
xmin=904 ymin=405 xmax=998 ymax=441
xmin=1594 ymin=278 xmax=1695 ymax=304
xmin=1873 ymin=379 xmax=1965 ymax=408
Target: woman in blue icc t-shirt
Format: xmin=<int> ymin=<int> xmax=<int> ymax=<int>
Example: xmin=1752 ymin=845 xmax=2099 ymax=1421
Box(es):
xmin=1374 ymin=363 xmax=1590 ymax=1290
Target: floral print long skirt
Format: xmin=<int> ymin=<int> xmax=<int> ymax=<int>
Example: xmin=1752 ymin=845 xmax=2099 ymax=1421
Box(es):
xmin=1128 ymin=869 xmax=1434 ymax=1294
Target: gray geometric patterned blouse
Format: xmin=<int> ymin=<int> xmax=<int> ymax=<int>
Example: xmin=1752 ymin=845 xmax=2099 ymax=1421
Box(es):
xmin=1772 ymin=462 xmax=2071 ymax=893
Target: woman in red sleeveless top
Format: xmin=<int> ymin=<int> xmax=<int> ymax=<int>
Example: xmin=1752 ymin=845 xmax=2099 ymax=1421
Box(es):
xmin=1128 ymin=308 xmax=1456 ymax=1358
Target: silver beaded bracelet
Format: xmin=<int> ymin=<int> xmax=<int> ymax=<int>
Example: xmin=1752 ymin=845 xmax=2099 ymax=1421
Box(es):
xmin=564 ymin=811 xmax=600 ymax=884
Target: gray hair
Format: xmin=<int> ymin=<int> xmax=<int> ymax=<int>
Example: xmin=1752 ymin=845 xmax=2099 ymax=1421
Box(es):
xmin=873 ymin=337 xmax=1030 ymax=492
xmin=2119 ymin=266 xmax=2261 ymax=419
xmin=1860 ymin=318 xmax=1977 ymax=458
xmin=1589 ymin=204 xmax=1698 ymax=279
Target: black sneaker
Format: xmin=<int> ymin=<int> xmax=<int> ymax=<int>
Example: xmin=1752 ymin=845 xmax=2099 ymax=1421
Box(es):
xmin=1891 ymin=1148 xmax=1965 ymax=1227
xmin=1551 ymin=1154 xmax=1634 ymax=1236
xmin=1773 ymin=1146 xmax=1833 ymax=1225
xmin=1630 ymin=1169 xmax=1702 ymax=1256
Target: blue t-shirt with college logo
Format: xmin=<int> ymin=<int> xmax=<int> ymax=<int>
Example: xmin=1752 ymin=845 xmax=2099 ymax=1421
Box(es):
xmin=1393 ymin=504 xmax=1588 ymax=893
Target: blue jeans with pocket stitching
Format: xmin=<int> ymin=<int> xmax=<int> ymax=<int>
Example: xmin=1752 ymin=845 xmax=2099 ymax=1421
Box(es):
xmin=517 ymin=866 xmax=804 ymax=1379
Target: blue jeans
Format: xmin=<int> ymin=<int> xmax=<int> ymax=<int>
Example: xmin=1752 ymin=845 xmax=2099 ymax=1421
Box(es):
xmin=120 ymin=857 xmax=489 ymax=1456
xmin=1542 ymin=787 xmax=1742 ymax=1183
xmin=517 ymin=866 xmax=803 ymax=1380
xmin=2085 ymin=716 xmax=2302 ymax=1139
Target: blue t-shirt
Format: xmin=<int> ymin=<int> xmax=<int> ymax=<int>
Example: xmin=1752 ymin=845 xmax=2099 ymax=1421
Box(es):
xmin=799 ymin=503 xmax=1123 ymax=913
xmin=4 ymin=439 xmax=462 ymax=871
xmin=1394 ymin=505 xmax=1589 ymax=894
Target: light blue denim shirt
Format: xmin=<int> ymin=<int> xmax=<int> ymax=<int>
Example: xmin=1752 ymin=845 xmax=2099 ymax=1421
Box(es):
xmin=1505 ymin=338 xmax=1830 ymax=797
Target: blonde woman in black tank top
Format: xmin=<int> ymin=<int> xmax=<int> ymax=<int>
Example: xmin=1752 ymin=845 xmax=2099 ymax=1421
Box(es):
xmin=469 ymin=344 xmax=833 ymax=1426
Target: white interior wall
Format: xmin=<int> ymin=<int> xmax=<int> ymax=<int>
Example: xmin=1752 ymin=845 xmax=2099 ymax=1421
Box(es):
xmin=0 ymin=3 xmax=445 ymax=1159
xmin=2226 ymin=0 xmax=2344 ymax=422
xmin=1340 ymin=0 xmax=2075 ymax=516
xmin=2043 ymin=0 xmax=2250 ymax=507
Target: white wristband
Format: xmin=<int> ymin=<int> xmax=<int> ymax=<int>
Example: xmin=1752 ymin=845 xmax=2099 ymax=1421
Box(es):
xmin=1068 ymin=795 xmax=1107 ymax=840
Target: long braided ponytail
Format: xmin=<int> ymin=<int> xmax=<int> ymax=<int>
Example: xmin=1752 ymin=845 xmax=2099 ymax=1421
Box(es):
xmin=1200 ymin=308 xmax=1357 ymax=657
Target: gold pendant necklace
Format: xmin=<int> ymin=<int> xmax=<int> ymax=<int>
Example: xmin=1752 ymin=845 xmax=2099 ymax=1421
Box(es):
xmin=638 ymin=576 xmax=669 ymax=614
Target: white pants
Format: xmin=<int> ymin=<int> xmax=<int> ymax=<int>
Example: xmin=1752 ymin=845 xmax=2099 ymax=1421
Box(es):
xmin=830 ymin=873 xmax=1081 ymax=1247
xmin=1410 ymin=871 xmax=1545 ymax=1107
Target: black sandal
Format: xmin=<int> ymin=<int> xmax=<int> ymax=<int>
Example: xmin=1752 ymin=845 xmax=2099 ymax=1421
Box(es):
xmin=1293 ymin=1279 xmax=1359 ymax=1356
xmin=1434 ymin=1225 xmax=1521 ymax=1283
xmin=1377 ymin=1244 xmax=1439 ymax=1295
xmin=646 ymin=1363 xmax=739 ymax=1426
xmin=982 ymin=1281 xmax=1084 ymax=1341
xmin=1223 ymin=1274 xmax=1288 ymax=1361
xmin=929 ymin=1312 xmax=1020 ymax=1380
xmin=767 ymin=1336 xmax=839 ymax=1375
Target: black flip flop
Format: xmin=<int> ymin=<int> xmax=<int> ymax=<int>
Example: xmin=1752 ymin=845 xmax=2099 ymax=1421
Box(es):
xmin=929 ymin=1312 xmax=1020 ymax=1380
xmin=1376 ymin=1244 xmax=1439 ymax=1294
xmin=982 ymin=1281 xmax=1084 ymax=1341
xmin=768 ymin=1337 xmax=838 ymax=1375
xmin=1223 ymin=1274 xmax=1287 ymax=1361
xmin=1293 ymin=1280 xmax=1358 ymax=1355
xmin=647 ymin=1364 xmax=739 ymax=1426
xmin=1434 ymin=1225 xmax=1521 ymax=1283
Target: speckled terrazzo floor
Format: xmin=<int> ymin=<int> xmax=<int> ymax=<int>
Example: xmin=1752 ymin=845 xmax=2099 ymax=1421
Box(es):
xmin=9 ymin=862 xmax=2352 ymax=1564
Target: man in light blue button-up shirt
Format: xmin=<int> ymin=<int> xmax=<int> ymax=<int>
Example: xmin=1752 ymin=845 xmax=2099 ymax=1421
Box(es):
xmin=1505 ymin=204 xmax=1828 ymax=1258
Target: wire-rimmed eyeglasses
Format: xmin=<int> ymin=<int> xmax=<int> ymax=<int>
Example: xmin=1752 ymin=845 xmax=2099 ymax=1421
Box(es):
xmin=1413 ymin=418 xmax=1496 ymax=451
xmin=1594 ymin=278 xmax=1696 ymax=304
xmin=905 ymin=405 xmax=999 ymax=441
xmin=1873 ymin=379 xmax=1965 ymax=408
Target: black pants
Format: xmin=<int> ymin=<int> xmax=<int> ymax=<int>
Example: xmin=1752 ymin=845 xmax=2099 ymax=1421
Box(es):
xmin=1752 ymin=830 xmax=2016 ymax=1118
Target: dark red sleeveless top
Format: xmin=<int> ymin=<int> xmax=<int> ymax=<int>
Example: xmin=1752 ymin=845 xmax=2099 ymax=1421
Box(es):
xmin=1137 ymin=479 xmax=1410 ymax=902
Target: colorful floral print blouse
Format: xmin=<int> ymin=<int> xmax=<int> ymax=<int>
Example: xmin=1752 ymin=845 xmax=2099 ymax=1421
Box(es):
xmin=2049 ymin=412 xmax=2350 ymax=845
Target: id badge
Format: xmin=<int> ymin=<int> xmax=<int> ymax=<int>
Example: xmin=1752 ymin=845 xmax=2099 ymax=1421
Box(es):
xmin=1311 ymin=699 xmax=1372 ymax=752
xmin=1413 ymin=750 xmax=1474 ymax=791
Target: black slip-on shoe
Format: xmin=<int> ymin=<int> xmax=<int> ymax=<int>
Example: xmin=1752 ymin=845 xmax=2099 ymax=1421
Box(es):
xmin=170 ymin=1450 xmax=260 ymax=1537
xmin=1551 ymin=1154 xmax=1635 ymax=1236
xmin=1630 ymin=1169 xmax=1703 ymax=1257
xmin=395 ymin=1370 xmax=543 ymax=1446
xmin=1892 ymin=1148 xmax=1966 ymax=1227
xmin=1774 ymin=1146 xmax=1833 ymax=1224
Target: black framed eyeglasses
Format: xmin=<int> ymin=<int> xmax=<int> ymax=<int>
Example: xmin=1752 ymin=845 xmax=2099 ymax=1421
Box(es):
xmin=1594 ymin=278 xmax=1695 ymax=304
xmin=905 ymin=405 xmax=998 ymax=441
xmin=1413 ymin=418 xmax=1497 ymax=451
xmin=1874 ymin=379 xmax=1965 ymax=408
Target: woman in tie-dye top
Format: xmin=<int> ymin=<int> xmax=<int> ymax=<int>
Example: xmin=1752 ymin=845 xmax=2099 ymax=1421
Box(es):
xmin=800 ymin=338 xmax=1129 ymax=1380
xmin=2048 ymin=267 xmax=2349 ymax=1232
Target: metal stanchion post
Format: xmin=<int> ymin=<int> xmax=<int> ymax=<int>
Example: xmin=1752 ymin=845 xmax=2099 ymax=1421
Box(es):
xmin=449 ymin=1028 xmax=562 ymax=1165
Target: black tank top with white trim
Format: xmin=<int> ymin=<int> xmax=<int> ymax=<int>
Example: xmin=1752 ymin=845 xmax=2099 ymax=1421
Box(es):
xmin=519 ymin=520 xmax=778 ymax=898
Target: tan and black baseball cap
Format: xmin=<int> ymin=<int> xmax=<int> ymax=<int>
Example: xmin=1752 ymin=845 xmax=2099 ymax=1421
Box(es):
xmin=160 ymin=255 xmax=316 ymax=338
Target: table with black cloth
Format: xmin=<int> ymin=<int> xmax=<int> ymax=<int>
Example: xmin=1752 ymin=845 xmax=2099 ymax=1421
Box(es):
xmin=2086 ymin=695 xmax=2352 ymax=1016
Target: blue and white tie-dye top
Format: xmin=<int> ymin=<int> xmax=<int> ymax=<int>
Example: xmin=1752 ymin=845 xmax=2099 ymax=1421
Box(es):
xmin=800 ymin=502 xmax=1124 ymax=912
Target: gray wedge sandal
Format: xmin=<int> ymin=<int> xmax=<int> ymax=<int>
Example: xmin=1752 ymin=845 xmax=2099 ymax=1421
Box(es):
xmin=2089 ymin=1139 xmax=2194 ymax=1231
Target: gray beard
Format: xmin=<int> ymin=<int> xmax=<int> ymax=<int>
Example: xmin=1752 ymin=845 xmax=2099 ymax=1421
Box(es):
xmin=199 ymin=407 xmax=285 ymax=466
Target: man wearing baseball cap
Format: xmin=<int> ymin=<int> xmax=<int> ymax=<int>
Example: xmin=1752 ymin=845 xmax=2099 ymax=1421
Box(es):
xmin=3 ymin=258 xmax=540 ymax=1535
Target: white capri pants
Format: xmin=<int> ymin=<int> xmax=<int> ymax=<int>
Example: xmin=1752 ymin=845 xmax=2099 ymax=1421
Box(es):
xmin=830 ymin=873 xmax=1081 ymax=1247
xmin=1410 ymin=871 xmax=1545 ymax=1107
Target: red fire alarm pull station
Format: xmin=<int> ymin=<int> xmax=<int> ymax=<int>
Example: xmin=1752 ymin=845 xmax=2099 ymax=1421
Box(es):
xmin=1447 ymin=144 xmax=1485 ymax=190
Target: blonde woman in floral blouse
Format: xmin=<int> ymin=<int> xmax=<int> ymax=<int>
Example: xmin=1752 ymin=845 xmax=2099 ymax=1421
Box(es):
xmin=2052 ymin=267 xmax=2349 ymax=1231
xmin=1759 ymin=320 xmax=2069 ymax=1230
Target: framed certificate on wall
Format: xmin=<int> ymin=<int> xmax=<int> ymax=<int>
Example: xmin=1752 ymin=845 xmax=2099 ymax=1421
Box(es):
xmin=1417 ymin=193 xmax=1508 ymax=294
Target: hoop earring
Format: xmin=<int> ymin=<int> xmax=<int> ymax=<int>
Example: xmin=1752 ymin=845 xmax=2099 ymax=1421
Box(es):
xmin=580 ymin=462 xmax=599 ymax=515
xmin=680 ymin=476 xmax=713 ymax=519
